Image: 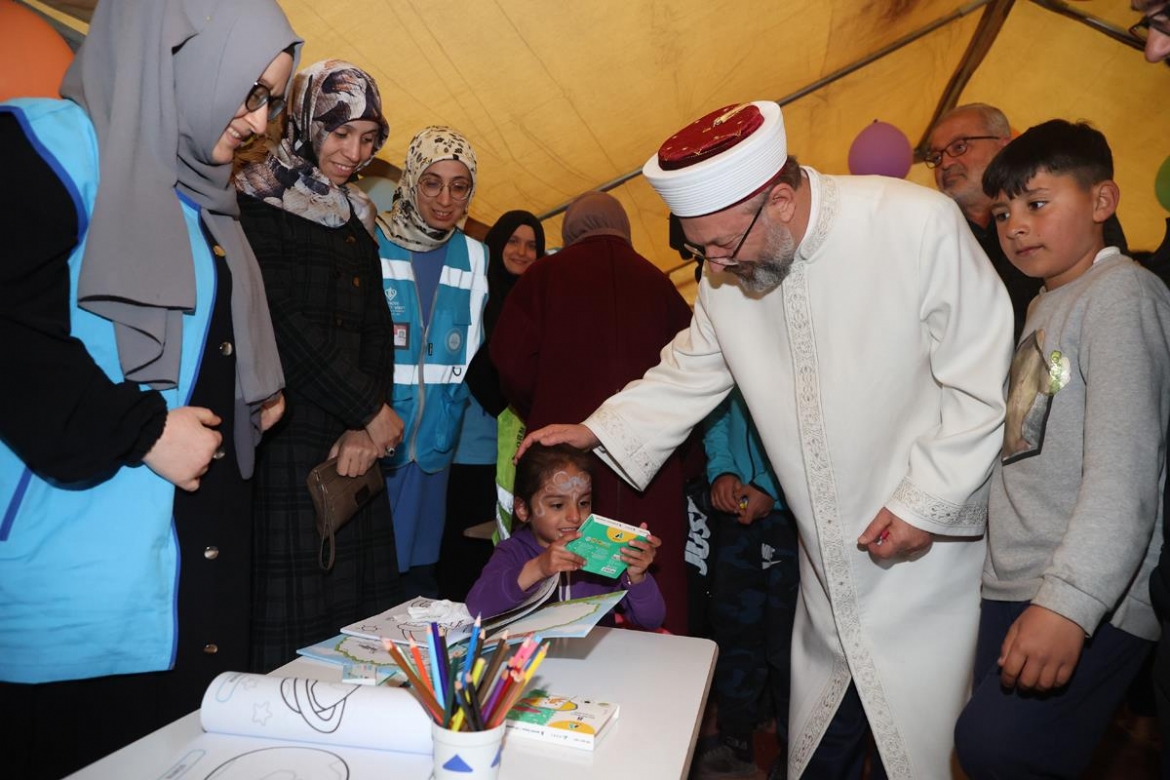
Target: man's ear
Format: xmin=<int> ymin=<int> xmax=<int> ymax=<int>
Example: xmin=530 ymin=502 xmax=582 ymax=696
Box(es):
xmin=766 ymin=182 xmax=799 ymax=224
xmin=1091 ymin=180 xmax=1120 ymax=224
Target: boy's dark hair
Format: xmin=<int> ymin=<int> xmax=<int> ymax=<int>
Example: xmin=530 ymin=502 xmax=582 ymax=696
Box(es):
xmin=513 ymin=443 xmax=593 ymax=510
xmin=982 ymin=119 xmax=1113 ymax=199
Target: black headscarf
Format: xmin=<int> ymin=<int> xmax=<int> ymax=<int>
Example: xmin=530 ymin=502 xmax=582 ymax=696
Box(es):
xmin=465 ymin=210 xmax=546 ymax=417
xmin=482 ymin=210 xmax=546 ymax=336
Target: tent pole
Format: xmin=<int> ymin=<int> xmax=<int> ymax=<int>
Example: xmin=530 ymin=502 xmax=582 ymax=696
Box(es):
xmin=917 ymin=0 xmax=1015 ymax=158
xmin=537 ymin=0 xmax=997 ymax=222
xmin=1027 ymin=0 xmax=1148 ymax=50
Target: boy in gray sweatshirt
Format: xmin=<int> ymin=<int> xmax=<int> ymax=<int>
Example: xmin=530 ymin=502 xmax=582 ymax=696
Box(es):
xmin=954 ymin=119 xmax=1170 ymax=780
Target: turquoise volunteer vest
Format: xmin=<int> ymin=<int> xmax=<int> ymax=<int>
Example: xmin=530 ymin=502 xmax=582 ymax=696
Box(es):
xmin=0 ymin=98 xmax=216 ymax=683
xmin=376 ymin=225 xmax=487 ymax=473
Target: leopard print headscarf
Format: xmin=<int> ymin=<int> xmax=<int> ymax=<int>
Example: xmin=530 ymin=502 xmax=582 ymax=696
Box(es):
xmin=377 ymin=126 xmax=478 ymax=252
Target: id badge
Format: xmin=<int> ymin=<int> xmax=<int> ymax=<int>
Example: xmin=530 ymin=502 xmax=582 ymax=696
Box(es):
xmin=393 ymin=322 xmax=410 ymax=349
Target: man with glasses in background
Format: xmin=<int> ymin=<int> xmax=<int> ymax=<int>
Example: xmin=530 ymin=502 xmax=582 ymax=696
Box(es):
xmin=520 ymin=101 xmax=1014 ymax=779
xmin=925 ymin=104 xmax=1033 ymax=341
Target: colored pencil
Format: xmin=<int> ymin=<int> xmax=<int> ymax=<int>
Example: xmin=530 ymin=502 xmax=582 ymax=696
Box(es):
xmin=408 ymin=636 xmax=433 ymax=696
xmin=427 ymin=622 xmax=445 ymax=705
xmin=470 ymin=656 xmax=486 ymax=687
xmin=460 ymin=676 xmax=485 ymax=731
xmin=477 ymin=633 xmax=510 ymax=708
xmin=380 ymin=639 xmax=443 ymax=721
xmin=522 ymin=642 xmax=548 ymax=684
xmin=440 ymin=628 xmax=458 ymax=726
xmin=486 ymin=669 xmax=523 ymax=728
xmin=450 ymin=703 xmax=466 ymax=732
xmin=463 ymin=616 xmax=481 ymax=679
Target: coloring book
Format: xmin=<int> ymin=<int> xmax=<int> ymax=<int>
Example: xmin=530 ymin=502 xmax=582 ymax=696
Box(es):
xmin=151 ymin=672 xmax=434 ymax=779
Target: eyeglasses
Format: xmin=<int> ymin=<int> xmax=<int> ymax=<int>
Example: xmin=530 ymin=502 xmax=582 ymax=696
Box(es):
xmin=923 ymin=136 xmax=1003 ymax=169
xmin=418 ymin=176 xmax=473 ymax=202
xmin=1130 ymin=11 xmax=1170 ymax=43
xmin=681 ymin=194 xmax=767 ymax=265
xmin=244 ymin=82 xmax=287 ymax=121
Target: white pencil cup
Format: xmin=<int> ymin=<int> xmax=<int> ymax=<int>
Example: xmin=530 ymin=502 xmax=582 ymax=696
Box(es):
xmin=431 ymin=721 xmax=506 ymax=780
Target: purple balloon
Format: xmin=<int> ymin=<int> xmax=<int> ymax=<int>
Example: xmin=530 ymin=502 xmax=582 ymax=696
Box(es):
xmin=848 ymin=120 xmax=913 ymax=178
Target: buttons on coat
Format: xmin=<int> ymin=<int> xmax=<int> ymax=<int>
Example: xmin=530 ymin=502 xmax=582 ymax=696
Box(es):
xmin=204 ymin=546 xmax=220 ymax=560
xmin=352 ymin=276 xmax=361 ymax=288
xmin=345 ymin=235 xmax=357 ymax=244
xmin=219 ymin=341 xmax=233 ymax=357
xmin=212 ymin=245 xmax=226 ymax=257
xmin=212 ymin=447 xmax=226 ymax=460
xmin=203 ymin=643 xmax=219 ymax=655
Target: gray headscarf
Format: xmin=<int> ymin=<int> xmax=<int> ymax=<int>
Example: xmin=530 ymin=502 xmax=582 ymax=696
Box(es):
xmin=561 ymin=191 xmax=632 ymax=246
xmin=60 ymin=0 xmax=302 ymax=475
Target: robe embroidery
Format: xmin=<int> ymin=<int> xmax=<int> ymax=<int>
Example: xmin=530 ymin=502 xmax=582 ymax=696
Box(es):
xmin=783 ymin=174 xmax=914 ymax=780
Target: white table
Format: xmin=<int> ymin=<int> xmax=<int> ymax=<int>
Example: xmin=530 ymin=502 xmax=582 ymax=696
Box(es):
xmin=68 ymin=627 xmax=716 ymax=780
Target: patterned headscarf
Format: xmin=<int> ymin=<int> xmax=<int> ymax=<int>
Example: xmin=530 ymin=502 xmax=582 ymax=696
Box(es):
xmin=235 ymin=59 xmax=388 ymax=236
xmin=60 ymin=0 xmax=301 ymax=477
xmin=378 ymin=126 xmax=478 ymax=252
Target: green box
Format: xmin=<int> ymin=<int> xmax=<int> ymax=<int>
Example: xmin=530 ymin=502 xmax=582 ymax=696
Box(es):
xmin=564 ymin=514 xmax=649 ymax=579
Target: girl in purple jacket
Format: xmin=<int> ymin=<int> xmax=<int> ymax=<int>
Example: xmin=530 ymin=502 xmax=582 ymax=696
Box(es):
xmin=465 ymin=444 xmax=666 ymax=629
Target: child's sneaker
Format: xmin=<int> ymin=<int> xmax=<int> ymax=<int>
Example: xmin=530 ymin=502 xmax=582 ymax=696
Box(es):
xmin=695 ymin=738 xmax=758 ymax=779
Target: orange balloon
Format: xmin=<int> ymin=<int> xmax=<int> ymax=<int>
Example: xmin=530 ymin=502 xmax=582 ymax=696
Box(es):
xmin=0 ymin=1 xmax=74 ymax=102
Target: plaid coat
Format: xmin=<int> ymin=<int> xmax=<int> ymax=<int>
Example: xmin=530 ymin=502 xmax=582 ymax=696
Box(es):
xmin=240 ymin=195 xmax=401 ymax=672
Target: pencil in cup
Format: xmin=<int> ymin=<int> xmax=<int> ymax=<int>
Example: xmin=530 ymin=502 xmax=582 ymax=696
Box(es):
xmin=380 ymin=638 xmax=443 ymax=722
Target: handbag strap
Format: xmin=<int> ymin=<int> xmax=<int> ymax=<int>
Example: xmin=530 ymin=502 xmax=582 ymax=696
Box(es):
xmin=319 ymin=522 xmax=337 ymax=571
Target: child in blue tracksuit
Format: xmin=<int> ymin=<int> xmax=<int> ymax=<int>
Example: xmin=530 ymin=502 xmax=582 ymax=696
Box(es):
xmin=696 ymin=388 xmax=799 ymax=780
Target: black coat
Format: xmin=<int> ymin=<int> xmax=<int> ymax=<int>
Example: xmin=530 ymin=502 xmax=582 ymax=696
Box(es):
xmin=239 ymin=194 xmax=401 ymax=672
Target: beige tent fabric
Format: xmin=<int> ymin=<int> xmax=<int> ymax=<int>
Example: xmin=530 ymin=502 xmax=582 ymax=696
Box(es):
xmin=32 ymin=0 xmax=1170 ymax=299
xmin=913 ymin=0 xmax=1170 ymax=254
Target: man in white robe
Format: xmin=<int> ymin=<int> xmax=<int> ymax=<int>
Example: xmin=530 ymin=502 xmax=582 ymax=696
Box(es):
xmin=522 ymin=101 xmax=1013 ymax=779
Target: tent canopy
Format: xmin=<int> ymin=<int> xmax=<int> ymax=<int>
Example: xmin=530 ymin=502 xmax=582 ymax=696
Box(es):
xmin=31 ymin=0 xmax=1170 ymax=299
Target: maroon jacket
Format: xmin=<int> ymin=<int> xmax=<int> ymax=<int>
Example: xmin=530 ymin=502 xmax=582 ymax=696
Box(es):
xmin=492 ymin=235 xmax=695 ymax=634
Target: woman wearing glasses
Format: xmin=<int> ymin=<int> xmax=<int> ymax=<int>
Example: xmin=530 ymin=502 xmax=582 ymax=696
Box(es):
xmin=375 ymin=127 xmax=489 ymax=598
xmin=0 ymin=1 xmax=300 ymax=775
xmin=235 ymin=60 xmax=403 ymax=672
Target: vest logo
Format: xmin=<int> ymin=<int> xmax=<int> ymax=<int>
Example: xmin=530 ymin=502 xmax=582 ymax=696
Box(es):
xmin=445 ymin=329 xmax=463 ymax=353
xmin=384 ymin=285 xmax=406 ymax=319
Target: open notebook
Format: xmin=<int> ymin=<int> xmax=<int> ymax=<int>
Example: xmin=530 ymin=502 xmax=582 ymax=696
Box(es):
xmin=150 ymin=672 xmax=434 ymax=779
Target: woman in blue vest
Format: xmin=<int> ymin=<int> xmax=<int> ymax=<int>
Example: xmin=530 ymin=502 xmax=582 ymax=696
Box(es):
xmin=439 ymin=210 xmax=546 ymax=601
xmin=376 ymin=127 xmax=489 ymax=597
xmin=236 ymin=60 xmax=403 ymax=672
xmin=0 ymin=1 xmax=300 ymax=776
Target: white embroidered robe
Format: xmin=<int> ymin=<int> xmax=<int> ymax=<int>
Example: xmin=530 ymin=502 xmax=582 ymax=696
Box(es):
xmin=585 ymin=168 xmax=1012 ymax=778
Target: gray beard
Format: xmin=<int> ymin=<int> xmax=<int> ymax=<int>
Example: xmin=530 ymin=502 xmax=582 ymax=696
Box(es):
xmin=728 ymin=223 xmax=796 ymax=293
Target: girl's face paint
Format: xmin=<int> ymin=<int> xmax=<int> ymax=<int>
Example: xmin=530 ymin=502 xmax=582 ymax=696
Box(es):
xmin=518 ymin=465 xmax=592 ymax=547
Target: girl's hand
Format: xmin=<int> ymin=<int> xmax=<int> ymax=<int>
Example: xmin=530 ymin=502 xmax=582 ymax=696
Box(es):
xmin=518 ymin=532 xmax=585 ymax=590
xmin=620 ymin=523 xmax=661 ymax=584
